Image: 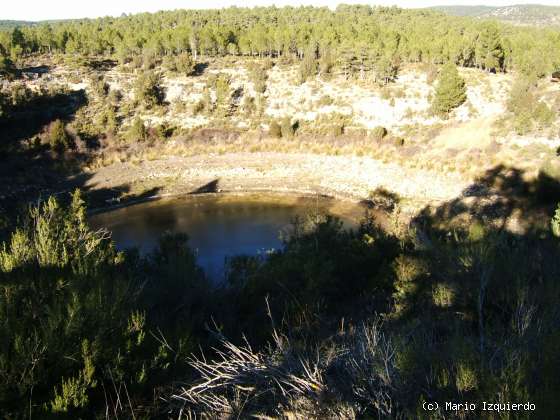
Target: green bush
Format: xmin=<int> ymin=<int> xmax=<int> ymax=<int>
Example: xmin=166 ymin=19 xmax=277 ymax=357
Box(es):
xmin=215 ymin=74 xmax=231 ymax=113
xmin=507 ymin=78 xmax=555 ymax=135
xmin=127 ymin=117 xmax=147 ymax=142
xmin=165 ymin=53 xmax=196 ymax=76
xmin=108 ymin=88 xmax=122 ymax=105
xmin=90 ymin=75 xmax=109 ymax=98
xmin=243 ymin=96 xmax=257 ymax=117
xmin=134 ymin=71 xmax=165 ymax=108
xmin=431 ymin=62 xmax=467 ymax=116
xmin=198 ymin=86 xmax=213 ymax=115
xmin=49 ymin=119 xmax=71 ymax=152
xmin=311 ymin=112 xmax=351 ymax=136
xmin=0 ymin=191 xmax=205 ymax=418
xmin=95 ymin=106 xmax=118 ymax=135
xmin=317 ymin=95 xmax=334 ymax=107
xmin=330 ymin=124 xmax=344 ymax=137
xmin=8 ymin=82 xmax=32 ymax=107
xmin=247 ymin=62 xmax=268 ymax=94
xmin=394 ymin=137 xmax=405 ymax=146
xmin=175 ymin=53 xmax=196 ymax=75
xmin=534 ymin=101 xmax=555 ymax=129
xmin=192 ymin=99 xmax=205 ymax=115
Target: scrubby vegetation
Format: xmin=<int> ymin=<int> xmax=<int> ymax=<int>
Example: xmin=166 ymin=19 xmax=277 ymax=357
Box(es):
xmin=0 ymin=191 xmax=208 ymax=417
xmin=506 ymin=78 xmax=556 ymax=135
xmin=133 ymin=71 xmax=165 ymax=109
xmin=1 ymin=5 xmax=560 ymax=417
xmin=1 ymin=185 xmax=560 ymax=417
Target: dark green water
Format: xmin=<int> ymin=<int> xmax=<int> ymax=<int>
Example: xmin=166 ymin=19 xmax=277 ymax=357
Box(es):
xmin=89 ymin=194 xmax=362 ymax=281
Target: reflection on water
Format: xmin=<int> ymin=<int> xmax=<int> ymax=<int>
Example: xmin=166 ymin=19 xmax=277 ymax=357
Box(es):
xmin=89 ymin=194 xmax=361 ymax=282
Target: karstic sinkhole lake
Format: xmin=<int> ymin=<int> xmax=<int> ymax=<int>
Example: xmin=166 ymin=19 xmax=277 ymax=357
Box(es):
xmin=89 ymin=194 xmax=364 ymax=282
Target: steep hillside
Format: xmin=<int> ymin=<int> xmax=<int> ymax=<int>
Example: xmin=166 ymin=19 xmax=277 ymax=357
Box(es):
xmin=0 ymin=20 xmax=35 ymax=29
xmin=432 ymin=4 xmax=560 ymax=27
xmin=430 ymin=5 xmax=499 ymax=17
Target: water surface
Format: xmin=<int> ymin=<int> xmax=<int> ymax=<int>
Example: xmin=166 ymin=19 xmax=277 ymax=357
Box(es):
xmin=89 ymin=194 xmax=362 ymax=281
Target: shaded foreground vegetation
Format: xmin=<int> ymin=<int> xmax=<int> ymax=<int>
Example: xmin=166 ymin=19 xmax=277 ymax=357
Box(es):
xmin=1 ymin=168 xmax=560 ymax=418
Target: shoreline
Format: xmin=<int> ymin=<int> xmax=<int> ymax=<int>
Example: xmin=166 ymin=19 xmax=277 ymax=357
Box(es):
xmin=81 ymin=152 xmax=469 ymax=216
xmin=87 ymin=189 xmax=364 ymax=215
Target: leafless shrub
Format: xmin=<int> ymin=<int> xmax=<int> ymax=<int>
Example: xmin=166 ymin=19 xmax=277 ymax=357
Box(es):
xmin=170 ymin=318 xmax=398 ymax=418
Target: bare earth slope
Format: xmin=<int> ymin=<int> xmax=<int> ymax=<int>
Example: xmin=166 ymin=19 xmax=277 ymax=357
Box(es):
xmin=83 ymin=152 xmax=469 ymax=213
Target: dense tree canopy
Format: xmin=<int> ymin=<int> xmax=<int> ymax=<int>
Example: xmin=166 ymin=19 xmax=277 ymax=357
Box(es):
xmin=0 ymin=6 xmax=559 ymax=79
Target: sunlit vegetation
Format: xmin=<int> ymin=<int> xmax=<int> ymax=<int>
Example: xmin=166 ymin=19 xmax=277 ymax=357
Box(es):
xmin=431 ymin=62 xmax=467 ymax=116
xmin=133 ymin=71 xmax=165 ymax=109
xmin=0 ymin=5 xmax=558 ymax=170
xmin=506 ymin=78 xmax=556 ymax=135
xmin=0 ymin=6 xmax=559 ymax=81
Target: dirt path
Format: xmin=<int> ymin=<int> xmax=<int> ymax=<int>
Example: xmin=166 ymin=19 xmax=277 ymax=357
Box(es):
xmin=82 ymin=152 xmax=472 ymax=212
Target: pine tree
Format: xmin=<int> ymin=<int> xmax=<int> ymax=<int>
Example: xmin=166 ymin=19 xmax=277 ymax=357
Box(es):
xmin=432 ymin=62 xmax=467 ymax=116
xmin=476 ymin=22 xmax=504 ymax=72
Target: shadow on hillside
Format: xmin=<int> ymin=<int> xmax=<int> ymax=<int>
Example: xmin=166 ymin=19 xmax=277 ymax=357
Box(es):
xmin=381 ymin=164 xmax=560 ymax=417
xmin=0 ymin=89 xmax=87 ymax=150
xmin=190 ymin=179 xmax=220 ymax=194
xmin=0 ymin=90 xmax=88 ymax=209
xmin=412 ymin=164 xmax=560 ymax=236
xmin=53 ymin=170 xmax=163 ymax=211
xmin=218 ymin=164 xmax=560 ymax=337
xmin=86 ymin=59 xmax=117 ymax=71
xmin=20 ymin=65 xmax=51 ymax=74
xmin=193 ymin=62 xmax=209 ymax=76
xmin=84 ymin=185 xmax=163 ymax=211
